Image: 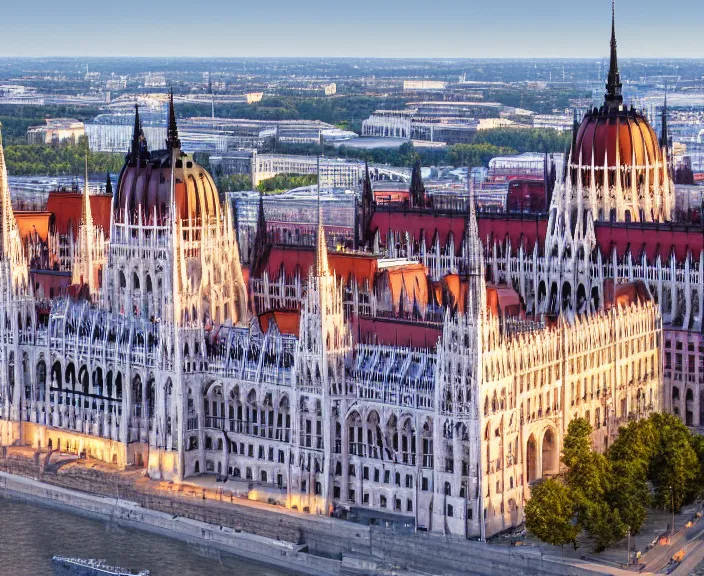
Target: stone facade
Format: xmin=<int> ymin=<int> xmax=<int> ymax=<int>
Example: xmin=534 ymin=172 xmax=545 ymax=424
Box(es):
xmin=0 ymin=96 xmax=663 ymax=540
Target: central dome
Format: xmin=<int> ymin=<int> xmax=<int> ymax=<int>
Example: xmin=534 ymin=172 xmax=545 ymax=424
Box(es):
xmin=114 ymin=101 xmax=220 ymax=226
xmin=565 ymin=3 xmax=672 ymax=223
xmin=570 ymin=107 xmax=661 ymax=170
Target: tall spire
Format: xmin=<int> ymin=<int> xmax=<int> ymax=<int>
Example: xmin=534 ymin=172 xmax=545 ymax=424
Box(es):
xmin=250 ymin=189 xmax=268 ymax=277
xmin=82 ymin=154 xmax=93 ymax=228
xmin=605 ymin=0 xmax=623 ymax=110
xmin=105 ymin=172 xmax=113 ymax=196
xmin=410 ymin=158 xmax=426 ymax=208
xmin=465 ymin=170 xmax=482 ymax=277
xmin=660 ymin=90 xmax=670 ymax=150
xmin=130 ymin=103 xmax=143 ymax=162
xmin=166 ymin=88 xmax=181 ymax=150
xmin=315 ymin=157 xmax=329 ymax=277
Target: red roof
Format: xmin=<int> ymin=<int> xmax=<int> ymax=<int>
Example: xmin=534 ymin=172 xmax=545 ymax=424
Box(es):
xmin=369 ymin=210 xmax=548 ymax=254
xmin=14 ymin=211 xmax=51 ymax=242
xmin=258 ymin=310 xmax=300 ymax=337
xmin=594 ymin=223 xmax=704 ymax=262
xmin=45 ymin=192 xmax=112 ymax=238
xmin=265 ymin=245 xmax=378 ymax=287
xmin=356 ymin=316 xmax=441 ymax=348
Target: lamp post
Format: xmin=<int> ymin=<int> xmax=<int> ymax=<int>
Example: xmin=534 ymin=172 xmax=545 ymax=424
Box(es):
xmin=626 ymin=528 xmax=631 ymax=566
xmin=670 ymin=485 xmax=675 ymax=536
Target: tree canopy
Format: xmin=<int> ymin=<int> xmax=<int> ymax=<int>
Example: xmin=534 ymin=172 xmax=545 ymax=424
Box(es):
xmin=527 ymin=414 xmax=704 ymax=551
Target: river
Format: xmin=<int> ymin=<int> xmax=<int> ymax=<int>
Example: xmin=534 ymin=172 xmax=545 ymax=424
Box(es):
xmin=0 ymin=497 xmax=295 ymax=576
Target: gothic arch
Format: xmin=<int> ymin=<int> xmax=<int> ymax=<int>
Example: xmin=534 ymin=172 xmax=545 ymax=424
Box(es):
xmin=541 ymin=427 xmax=559 ymax=476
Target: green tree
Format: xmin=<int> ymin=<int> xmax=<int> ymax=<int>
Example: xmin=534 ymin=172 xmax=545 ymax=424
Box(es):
xmin=525 ymin=478 xmax=579 ymax=549
xmin=561 ymin=418 xmax=593 ymax=468
xmin=561 ymin=418 xmax=627 ymax=550
xmin=648 ymin=413 xmax=699 ymax=512
xmin=256 ymin=173 xmax=317 ymax=194
xmin=606 ymin=459 xmax=649 ymax=534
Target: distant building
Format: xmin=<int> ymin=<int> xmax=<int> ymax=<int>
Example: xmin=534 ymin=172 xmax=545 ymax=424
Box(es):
xmin=27 ymin=119 xmax=85 ymax=145
xmin=532 ymin=113 xmax=574 ymax=132
xmin=403 ymin=80 xmax=448 ymax=91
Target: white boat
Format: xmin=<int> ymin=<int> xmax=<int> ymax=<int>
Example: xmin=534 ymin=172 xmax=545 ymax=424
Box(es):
xmin=51 ymin=556 xmax=150 ymax=576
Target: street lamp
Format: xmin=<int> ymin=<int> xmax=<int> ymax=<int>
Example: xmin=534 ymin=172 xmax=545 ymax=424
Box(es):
xmin=670 ymin=485 xmax=675 ymax=536
xmin=626 ymin=528 xmax=630 ymax=567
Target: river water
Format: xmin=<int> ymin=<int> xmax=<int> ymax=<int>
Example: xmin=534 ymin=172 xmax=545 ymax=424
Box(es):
xmin=0 ymin=497 xmax=295 ymax=576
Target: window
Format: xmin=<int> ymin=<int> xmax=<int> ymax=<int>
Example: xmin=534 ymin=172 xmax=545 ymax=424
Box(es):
xmin=246 ymin=467 xmax=252 ymax=480
xmin=447 ymin=504 xmax=454 ymax=518
xmin=405 ymin=474 xmax=413 ymax=488
xmin=407 ymin=499 xmax=413 ymax=512
xmin=395 ymin=472 xmax=401 ymax=486
xmin=333 ymin=486 xmax=340 ymax=498
xmin=422 ymin=477 xmax=429 ymax=491
xmin=258 ymin=445 xmax=264 ymax=460
xmin=444 ymin=482 xmax=451 ymax=496
xmin=335 ymin=461 xmax=342 ymax=476
xmin=248 ymin=444 xmax=253 ymax=458
xmin=349 ymin=489 xmax=356 ymax=502
xmin=384 ymin=470 xmax=390 ymax=484
xmin=268 ymin=447 xmax=274 ymax=461
xmin=363 ymin=466 xmax=369 ymax=480
xmin=395 ymin=498 xmax=401 ymax=511
xmin=301 ymin=480 xmax=307 ymax=493
xmin=374 ymin=468 xmax=380 ymax=482
xmin=363 ymin=492 xmax=369 ymax=504
xmin=279 ymin=450 xmax=285 ymax=464
xmin=380 ymin=495 xmax=387 ymax=508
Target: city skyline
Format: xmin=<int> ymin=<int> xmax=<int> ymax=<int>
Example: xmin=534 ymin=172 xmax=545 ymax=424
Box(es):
xmin=0 ymin=0 xmax=700 ymax=59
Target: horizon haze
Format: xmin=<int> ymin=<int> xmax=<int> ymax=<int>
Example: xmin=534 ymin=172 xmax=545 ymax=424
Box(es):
xmin=0 ymin=0 xmax=700 ymax=59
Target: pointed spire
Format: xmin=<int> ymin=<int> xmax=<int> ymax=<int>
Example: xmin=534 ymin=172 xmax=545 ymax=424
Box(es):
xmin=130 ymin=103 xmax=144 ymax=162
xmin=363 ymin=160 xmax=373 ymax=208
xmin=105 ymin=172 xmax=113 ymax=196
xmin=250 ymin=188 xmax=268 ymax=277
xmin=315 ymin=157 xmax=329 ymax=277
xmin=82 ymin=154 xmax=93 ymax=228
xmin=0 ymin=121 xmax=11 ymax=255
xmin=605 ymin=0 xmax=623 ymax=110
xmin=166 ymin=88 xmax=181 ymax=150
xmin=465 ymin=170 xmax=482 ymax=276
xmin=410 ymin=157 xmax=426 ymax=208
xmin=660 ymin=89 xmax=670 ymax=150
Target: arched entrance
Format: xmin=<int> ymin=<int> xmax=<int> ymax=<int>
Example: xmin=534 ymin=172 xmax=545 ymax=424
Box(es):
xmin=526 ymin=434 xmax=538 ymax=483
xmin=542 ymin=428 xmax=558 ymax=476
xmin=686 ymin=388 xmax=694 ymax=426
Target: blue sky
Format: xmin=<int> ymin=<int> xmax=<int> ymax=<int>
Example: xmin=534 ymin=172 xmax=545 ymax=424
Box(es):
xmin=0 ymin=0 xmax=699 ymax=58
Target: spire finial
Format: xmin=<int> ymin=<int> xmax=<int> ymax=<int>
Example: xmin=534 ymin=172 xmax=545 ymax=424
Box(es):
xmin=315 ymin=156 xmax=329 ymax=277
xmin=130 ymin=103 xmax=142 ymax=161
xmin=166 ymin=88 xmax=181 ymax=150
xmin=605 ymin=0 xmax=623 ymax=110
xmin=250 ymin=185 xmax=268 ymax=276
xmin=660 ymin=86 xmax=670 ymax=151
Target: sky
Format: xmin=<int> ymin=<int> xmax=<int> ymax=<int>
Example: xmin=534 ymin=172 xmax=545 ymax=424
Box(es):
xmin=0 ymin=0 xmax=701 ymax=58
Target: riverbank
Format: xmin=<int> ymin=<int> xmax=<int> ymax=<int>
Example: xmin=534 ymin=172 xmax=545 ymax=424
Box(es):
xmin=0 ymin=471 xmax=338 ymax=576
xmin=0 ymin=448 xmax=643 ymax=576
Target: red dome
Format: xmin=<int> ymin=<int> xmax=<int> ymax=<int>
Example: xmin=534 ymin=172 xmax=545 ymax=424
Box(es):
xmin=570 ymin=108 xmax=661 ymax=169
xmin=116 ymin=152 xmax=220 ymax=225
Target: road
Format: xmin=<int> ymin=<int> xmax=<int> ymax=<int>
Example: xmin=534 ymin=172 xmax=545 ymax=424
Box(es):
xmin=638 ymin=517 xmax=704 ymax=574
